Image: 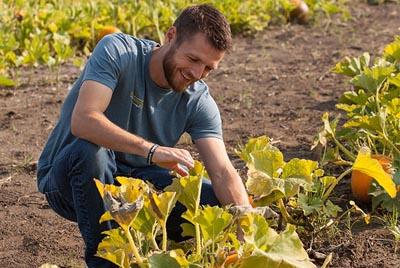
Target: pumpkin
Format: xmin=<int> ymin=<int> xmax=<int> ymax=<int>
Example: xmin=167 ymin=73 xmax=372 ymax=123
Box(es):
xmin=248 ymin=195 xmax=256 ymax=208
xmin=96 ymin=26 xmax=121 ymax=43
xmin=222 ymin=252 xmax=239 ymax=267
xmin=351 ymin=154 xmax=393 ymax=202
xmin=289 ymin=0 xmax=309 ymax=24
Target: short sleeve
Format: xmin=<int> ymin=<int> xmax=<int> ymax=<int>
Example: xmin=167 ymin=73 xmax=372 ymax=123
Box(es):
xmin=82 ymin=34 xmax=124 ymax=91
xmin=186 ymin=92 xmax=223 ymax=141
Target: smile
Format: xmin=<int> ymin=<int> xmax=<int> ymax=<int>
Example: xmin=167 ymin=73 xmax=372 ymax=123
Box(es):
xmin=180 ymin=71 xmax=191 ymax=82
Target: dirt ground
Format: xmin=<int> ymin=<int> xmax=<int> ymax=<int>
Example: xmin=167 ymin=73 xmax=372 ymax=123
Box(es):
xmin=1 ymin=2 xmax=400 ymax=267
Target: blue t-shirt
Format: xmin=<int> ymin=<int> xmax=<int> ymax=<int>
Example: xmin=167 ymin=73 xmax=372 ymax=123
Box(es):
xmin=37 ymin=33 xmax=222 ymax=191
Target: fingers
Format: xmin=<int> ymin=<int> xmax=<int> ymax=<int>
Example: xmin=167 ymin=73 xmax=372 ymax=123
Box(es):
xmin=173 ymin=163 xmax=189 ymax=177
xmin=178 ymin=151 xmax=194 ymax=169
xmin=151 ymin=146 xmax=194 ymax=171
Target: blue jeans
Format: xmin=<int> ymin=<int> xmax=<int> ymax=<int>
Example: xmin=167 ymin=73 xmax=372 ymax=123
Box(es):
xmin=37 ymin=139 xmax=220 ymax=268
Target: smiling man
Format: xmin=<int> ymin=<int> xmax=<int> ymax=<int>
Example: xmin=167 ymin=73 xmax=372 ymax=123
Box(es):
xmin=37 ymin=4 xmax=250 ymax=267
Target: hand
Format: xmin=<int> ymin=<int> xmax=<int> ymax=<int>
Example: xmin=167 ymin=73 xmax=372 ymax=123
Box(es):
xmin=150 ymin=146 xmax=194 ymax=176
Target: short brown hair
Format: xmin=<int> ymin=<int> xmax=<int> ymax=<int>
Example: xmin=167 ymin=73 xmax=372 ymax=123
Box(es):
xmin=173 ymin=4 xmax=232 ymax=51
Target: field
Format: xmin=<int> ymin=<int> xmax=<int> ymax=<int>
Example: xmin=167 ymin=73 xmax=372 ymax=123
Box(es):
xmin=1 ymin=1 xmax=400 ymax=267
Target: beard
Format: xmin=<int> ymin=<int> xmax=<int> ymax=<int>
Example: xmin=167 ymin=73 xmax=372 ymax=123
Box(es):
xmin=162 ymin=46 xmax=192 ymax=92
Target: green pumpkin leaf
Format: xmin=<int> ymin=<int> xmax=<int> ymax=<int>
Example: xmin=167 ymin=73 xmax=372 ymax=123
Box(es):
xmin=351 ymin=65 xmax=395 ymax=92
xmin=165 ymin=175 xmax=202 ymax=214
xmin=0 ymin=75 xmax=15 ymax=87
xmin=180 ymin=222 xmax=196 ymax=238
xmin=298 ymin=194 xmax=323 ymax=216
xmin=239 ymin=213 xmax=277 ymax=251
xmin=343 ymin=115 xmax=381 ymax=132
xmin=193 ymin=206 xmax=232 ymax=244
xmin=383 ymin=39 xmax=400 ymax=62
xmin=236 ymin=135 xmax=271 ymax=163
xmin=148 ymin=253 xmax=181 ymax=268
xmin=240 ymin=225 xmax=316 ymax=268
xmin=281 ymin=158 xmax=318 ymax=184
xmin=131 ymin=202 xmax=157 ymax=239
xmin=338 ymin=90 xmax=369 ymax=105
xmin=96 ymin=228 xmax=131 ymax=267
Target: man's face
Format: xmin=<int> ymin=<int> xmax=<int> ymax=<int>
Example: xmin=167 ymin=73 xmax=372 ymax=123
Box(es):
xmin=162 ymin=32 xmax=225 ymax=92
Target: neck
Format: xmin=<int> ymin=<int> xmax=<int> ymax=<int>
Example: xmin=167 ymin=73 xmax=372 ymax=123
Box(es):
xmin=149 ymin=46 xmax=170 ymax=89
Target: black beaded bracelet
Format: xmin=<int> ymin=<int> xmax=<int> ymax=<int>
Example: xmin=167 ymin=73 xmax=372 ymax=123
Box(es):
xmin=146 ymin=144 xmax=159 ymax=165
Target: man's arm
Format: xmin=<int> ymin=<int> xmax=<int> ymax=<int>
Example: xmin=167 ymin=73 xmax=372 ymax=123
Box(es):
xmin=195 ymin=137 xmax=250 ymax=206
xmin=71 ymin=80 xmax=194 ymax=172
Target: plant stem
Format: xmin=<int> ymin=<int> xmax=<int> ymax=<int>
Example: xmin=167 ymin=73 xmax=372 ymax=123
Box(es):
xmin=383 ymin=134 xmax=400 ymax=155
xmin=276 ymin=198 xmax=302 ymax=226
xmin=332 ymin=136 xmax=356 ymax=161
xmin=151 ymin=225 xmax=160 ymax=250
xmin=162 ymin=223 xmax=167 ymax=251
xmin=125 ymin=227 xmax=143 ymax=264
xmin=195 ymin=223 xmax=202 ymax=257
xmin=322 ymin=168 xmax=353 ymax=202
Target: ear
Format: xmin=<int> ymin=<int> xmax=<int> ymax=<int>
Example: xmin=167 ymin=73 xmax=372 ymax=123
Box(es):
xmin=164 ymin=26 xmax=176 ymax=44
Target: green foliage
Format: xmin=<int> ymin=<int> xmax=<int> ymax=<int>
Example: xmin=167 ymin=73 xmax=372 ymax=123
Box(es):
xmin=0 ymin=0 xmax=349 ymax=86
xmin=240 ymin=225 xmax=316 ymax=268
xmin=314 ymin=36 xmax=400 ymax=213
xmin=94 ymin=159 xmax=319 ymax=267
xmin=237 ymin=136 xmax=342 ymax=229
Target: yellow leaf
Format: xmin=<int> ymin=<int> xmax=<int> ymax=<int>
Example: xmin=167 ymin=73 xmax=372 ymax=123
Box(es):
xmin=99 ymin=211 xmax=113 ymax=223
xmin=352 ymin=147 xmax=396 ymax=198
xmin=94 ymin=178 xmax=105 ymax=198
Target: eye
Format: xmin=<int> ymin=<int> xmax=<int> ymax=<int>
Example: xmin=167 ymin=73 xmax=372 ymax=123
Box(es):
xmin=188 ymin=56 xmax=199 ymax=63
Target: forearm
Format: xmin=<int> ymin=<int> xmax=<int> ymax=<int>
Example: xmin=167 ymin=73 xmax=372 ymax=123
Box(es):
xmin=211 ymin=163 xmax=250 ymax=206
xmin=71 ymin=111 xmax=152 ymax=157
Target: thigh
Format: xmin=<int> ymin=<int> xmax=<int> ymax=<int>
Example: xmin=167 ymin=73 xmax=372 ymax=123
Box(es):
xmin=43 ymin=151 xmax=76 ymax=221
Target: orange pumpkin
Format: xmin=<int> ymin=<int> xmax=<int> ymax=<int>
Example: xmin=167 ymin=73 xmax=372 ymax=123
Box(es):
xmin=289 ymin=0 xmax=309 ymax=24
xmin=96 ymin=26 xmax=121 ymax=43
xmin=351 ymin=154 xmax=393 ymax=202
xmin=248 ymin=195 xmax=256 ymax=208
xmin=223 ymin=252 xmax=239 ymax=267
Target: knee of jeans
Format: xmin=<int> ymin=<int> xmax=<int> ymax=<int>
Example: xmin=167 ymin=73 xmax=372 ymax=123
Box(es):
xmin=69 ymin=139 xmax=116 ymax=183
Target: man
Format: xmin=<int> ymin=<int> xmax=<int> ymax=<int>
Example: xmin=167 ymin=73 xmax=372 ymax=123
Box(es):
xmin=37 ymin=4 xmax=250 ymax=267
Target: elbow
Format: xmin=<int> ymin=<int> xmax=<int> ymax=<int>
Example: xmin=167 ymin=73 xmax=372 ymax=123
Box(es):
xmin=70 ymin=114 xmax=80 ymax=137
xmin=71 ymin=111 xmax=85 ymax=138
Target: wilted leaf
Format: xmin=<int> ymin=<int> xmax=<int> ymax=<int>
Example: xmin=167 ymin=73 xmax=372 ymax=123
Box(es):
xmin=103 ymin=191 xmax=144 ymax=229
xmin=149 ymin=191 xmax=177 ymax=225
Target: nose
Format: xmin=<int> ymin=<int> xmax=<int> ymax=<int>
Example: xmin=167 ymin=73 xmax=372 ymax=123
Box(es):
xmin=190 ymin=64 xmax=206 ymax=80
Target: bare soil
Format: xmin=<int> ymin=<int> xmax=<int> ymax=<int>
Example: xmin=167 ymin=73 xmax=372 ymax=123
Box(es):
xmin=1 ymin=2 xmax=400 ymax=267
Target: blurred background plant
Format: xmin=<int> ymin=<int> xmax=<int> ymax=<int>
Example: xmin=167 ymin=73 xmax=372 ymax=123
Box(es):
xmin=0 ymin=0 xmax=349 ymax=87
